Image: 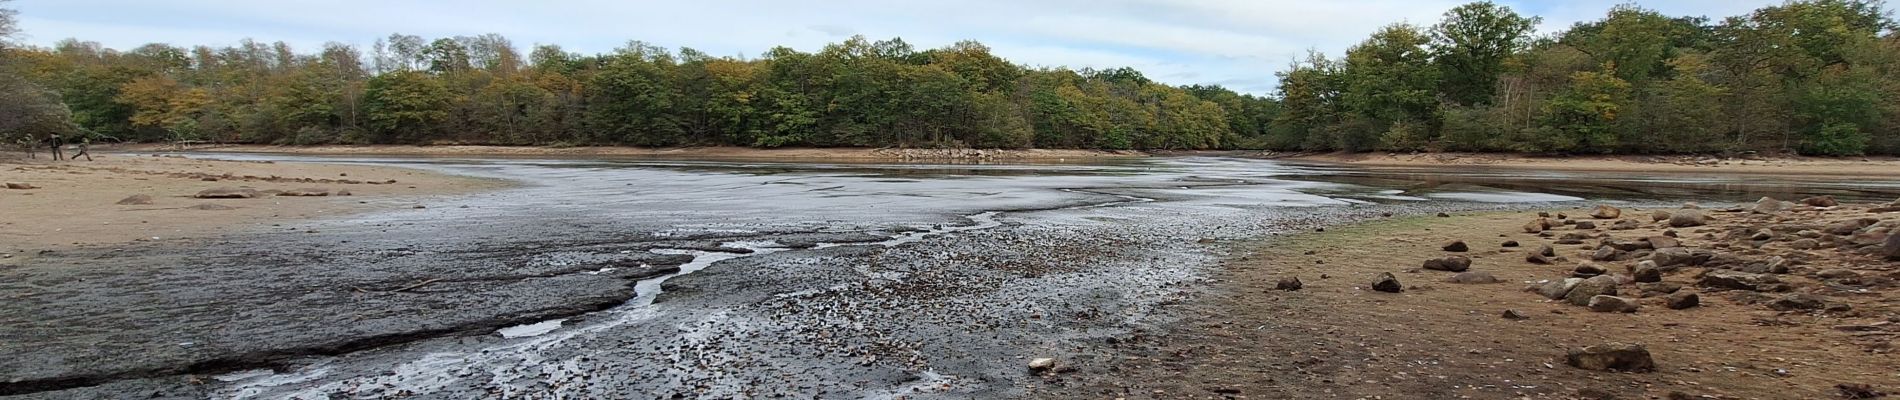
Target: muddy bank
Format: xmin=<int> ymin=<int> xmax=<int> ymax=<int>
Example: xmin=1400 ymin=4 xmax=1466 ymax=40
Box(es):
xmin=0 ymin=153 xmax=504 ymax=253
xmin=1047 ymin=198 xmax=1900 ymax=399
xmin=1278 ymin=151 xmax=1900 ymax=177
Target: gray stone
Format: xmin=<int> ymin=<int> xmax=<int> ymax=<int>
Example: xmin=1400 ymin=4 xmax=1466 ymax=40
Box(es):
xmin=1028 ymin=358 xmax=1057 ymax=373
xmin=1801 ymin=195 xmax=1838 ymax=207
xmin=1565 ymin=343 xmax=1656 ymax=372
xmin=1697 ymin=271 xmax=1781 ymax=291
xmin=1767 ymin=294 xmax=1826 ymax=311
xmin=1422 ymin=256 xmax=1471 ymax=272
xmin=1536 ymin=278 xmax=1585 ymax=300
xmin=1632 ymin=261 xmax=1662 ymax=283
xmin=194 ymin=187 xmax=260 ymax=199
xmin=1565 ymin=275 xmax=1619 ymax=306
xmin=1441 ymin=240 xmax=1469 ymax=252
xmin=1650 ymin=248 xmax=1710 ymax=268
xmin=1275 ymin=276 xmax=1303 ymax=291
xmin=1668 ymin=210 xmax=1708 ymax=227
xmin=1883 ymin=233 xmax=1900 ymax=261
xmin=1573 ymin=263 xmax=1608 ymax=278
xmin=1445 ymin=271 xmax=1501 ymax=284
xmin=1590 ymin=205 xmax=1622 ymax=219
xmin=116 ymin=194 xmax=155 ymax=205
xmin=1587 ymin=295 xmax=1639 ymax=313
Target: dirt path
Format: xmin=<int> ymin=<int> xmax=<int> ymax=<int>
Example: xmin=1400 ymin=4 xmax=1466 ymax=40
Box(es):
xmin=1046 ymin=202 xmax=1900 ymax=399
xmin=0 ymin=153 xmax=505 ymax=256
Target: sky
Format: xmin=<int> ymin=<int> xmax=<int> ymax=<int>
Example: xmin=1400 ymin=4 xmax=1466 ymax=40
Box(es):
xmin=6 ymin=0 xmax=1833 ymax=94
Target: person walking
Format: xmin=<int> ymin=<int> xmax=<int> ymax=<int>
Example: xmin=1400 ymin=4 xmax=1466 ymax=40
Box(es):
xmin=46 ymin=133 xmax=63 ymax=160
xmin=69 ymin=135 xmax=91 ymax=161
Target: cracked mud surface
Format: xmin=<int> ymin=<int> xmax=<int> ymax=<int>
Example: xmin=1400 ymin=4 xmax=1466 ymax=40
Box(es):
xmin=4 ymin=155 xmax=1897 ymax=398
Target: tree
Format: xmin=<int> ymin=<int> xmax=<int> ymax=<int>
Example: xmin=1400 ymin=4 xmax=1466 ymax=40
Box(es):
xmin=1539 ymin=65 xmax=1630 ymax=152
xmin=1431 ymin=1 xmax=1540 ymax=106
xmin=363 ymin=70 xmax=448 ymax=142
xmin=1339 ymin=24 xmax=1440 ymax=150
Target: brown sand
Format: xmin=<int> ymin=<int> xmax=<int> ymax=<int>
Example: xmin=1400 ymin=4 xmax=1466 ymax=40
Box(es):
xmin=1284 ymin=152 xmax=1900 ymax=177
xmin=0 ymin=153 xmax=505 ymax=258
xmin=1049 ymin=206 xmax=1899 ymax=399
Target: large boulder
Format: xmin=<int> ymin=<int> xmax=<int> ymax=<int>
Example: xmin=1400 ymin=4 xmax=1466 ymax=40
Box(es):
xmin=1650 ymin=210 xmax=1672 ymax=222
xmin=1751 ymin=197 xmax=1792 ymax=214
xmin=1422 ymin=256 xmax=1472 ymax=272
xmin=1590 ymin=205 xmax=1622 ymax=219
xmin=1587 ymin=295 xmax=1639 ymax=313
xmin=194 ymin=187 xmax=260 ymax=199
xmin=1668 ymin=209 xmax=1709 ymax=227
xmin=1565 ymin=343 xmax=1656 ymax=372
xmin=1371 ymin=272 xmax=1403 ymax=293
xmin=1565 ymin=275 xmax=1619 ymax=306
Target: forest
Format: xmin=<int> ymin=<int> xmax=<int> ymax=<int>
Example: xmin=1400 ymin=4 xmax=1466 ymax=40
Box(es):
xmin=2 ymin=0 xmax=1899 ymax=155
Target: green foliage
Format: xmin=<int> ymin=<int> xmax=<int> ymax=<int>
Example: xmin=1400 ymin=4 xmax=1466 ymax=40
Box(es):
xmin=1431 ymin=1 xmax=1540 ymax=106
xmin=364 ymin=70 xmax=448 ymax=143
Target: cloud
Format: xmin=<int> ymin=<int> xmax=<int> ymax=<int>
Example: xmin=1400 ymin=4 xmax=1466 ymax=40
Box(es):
xmin=9 ymin=0 xmax=1857 ymax=95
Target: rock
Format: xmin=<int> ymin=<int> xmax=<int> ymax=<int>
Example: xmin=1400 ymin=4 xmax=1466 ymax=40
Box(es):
xmin=1681 ymin=202 xmax=1701 ymax=209
xmin=1523 ymin=219 xmax=1553 ymax=233
xmin=194 ymin=187 xmax=259 ymax=199
xmin=1837 ymin=383 xmax=1886 ymax=399
xmin=1445 ymin=271 xmax=1501 ymax=284
xmin=1738 ymin=256 xmax=1790 ymax=274
xmin=1801 ymin=195 xmax=1839 ymax=207
xmin=1275 ymin=277 xmax=1303 ymax=291
xmin=1883 ymin=234 xmax=1900 ymax=261
xmin=1575 ymin=221 xmax=1598 ymax=230
xmin=1650 ymin=210 xmax=1672 ymax=222
xmin=187 ymin=203 xmax=237 ymax=211
xmin=1501 ymin=240 xmax=1520 ymax=247
xmin=1611 ymin=220 xmax=1641 ymax=230
xmin=1645 ymin=236 xmax=1680 ymax=249
xmin=1565 ymin=343 xmax=1656 ymax=372
xmin=1028 ymin=358 xmax=1057 ymax=373
xmin=1825 ymin=219 xmax=1875 ymax=235
xmin=1573 ymin=263 xmax=1609 ymax=278
xmin=1371 ymin=272 xmax=1403 ymax=293
xmin=277 ymin=188 xmax=332 ymax=197
xmin=1637 ymin=282 xmax=1681 ymax=296
xmin=1697 ymin=271 xmax=1781 ymax=291
xmin=116 ymin=194 xmax=155 ymax=205
xmin=337 ymin=189 xmax=353 ymax=196
xmin=1650 ymin=248 xmax=1710 ymax=268
xmin=1588 ymin=295 xmax=1639 ymax=313
xmin=1441 ymin=240 xmax=1469 ymax=252
xmin=1565 ymin=275 xmax=1619 ymax=306
xmin=1789 ymin=238 xmax=1821 ymax=250
xmin=1437 ymin=212 xmax=1451 ymax=217
xmin=1668 ymin=210 xmax=1709 ymax=227
xmin=1501 ymin=309 xmax=1529 ymax=320
xmin=1590 ymin=205 xmax=1622 ymax=219
xmin=1526 ymin=253 xmax=1554 ymax=264
xmin=4 ymin=182 xmax=36 ymax=190
xmin=1768 ymin=294 xmax=1826 ymax=311
xmin=1632 ymin=261 xmax=1662 ymax=283
xmin=1749 ymin=229 xmax=1776 ymax=241
xmin=1591 ymin=246 xmax=1626 ymax=262
xmin=1538 ymin=245 xmax=1557 ymax=257
xmin=1816 ymin=269 xmax=1862 ymax=281
xmin=1752 ymin=197 xmax=1791 ymax=214
xmin=1537 ymin=278 xmax=1585 ymax=299
xmin=1423 ymin=256 xmax=1471 ymax=272
xmin=1665 ymin=292 xmax=1700 ymax=309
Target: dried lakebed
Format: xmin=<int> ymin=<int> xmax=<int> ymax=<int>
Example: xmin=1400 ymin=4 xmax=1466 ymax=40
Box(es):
xmin=4 ymin=156 xmax=1897 ymax=398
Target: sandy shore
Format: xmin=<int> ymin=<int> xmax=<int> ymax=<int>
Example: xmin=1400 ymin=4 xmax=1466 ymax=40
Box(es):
xmin=1065 ymin=201 xmax=1900 ymax=399
xmin=0 ymin=153 xmax=505 ymax=257
xmin=1281 ymin=152 xmax=1900 ymax=176
xmin=122 ymin=144 xmax=1143 ymax=161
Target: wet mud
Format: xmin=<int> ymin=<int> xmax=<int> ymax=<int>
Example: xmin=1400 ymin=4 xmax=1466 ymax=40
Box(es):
xmin=4 ymin=156 xmax=1892 ymax=398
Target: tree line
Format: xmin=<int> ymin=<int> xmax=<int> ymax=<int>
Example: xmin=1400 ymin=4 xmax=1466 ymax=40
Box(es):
xmin=3 ymin=0 xmax=1899 ymax=155
xmin=1275 ymin=0 xmax=1900 ymax=155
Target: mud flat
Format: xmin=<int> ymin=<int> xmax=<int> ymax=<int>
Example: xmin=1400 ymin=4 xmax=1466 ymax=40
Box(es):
xmin=1047 ymin=198 xmax=1900 ymax=399
xmin=0 ymin=153 xmax=505 ymax=254
xmin=122 ymin=143 xmax=1142 ymax=162
xmin=1283 ymin=151 xmax=1900 ymax=177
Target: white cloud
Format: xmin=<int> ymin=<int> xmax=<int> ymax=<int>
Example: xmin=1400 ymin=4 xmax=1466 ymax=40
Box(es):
xmin=9 ymin=0 xmax=1854 ymax=95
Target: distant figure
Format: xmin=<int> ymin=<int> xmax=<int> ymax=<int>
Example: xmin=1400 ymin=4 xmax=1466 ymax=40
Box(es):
xmin=47 ymin=134 xmax=64 ymax=161
xmin=70 ymin=136 xmax=92 ymax=161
